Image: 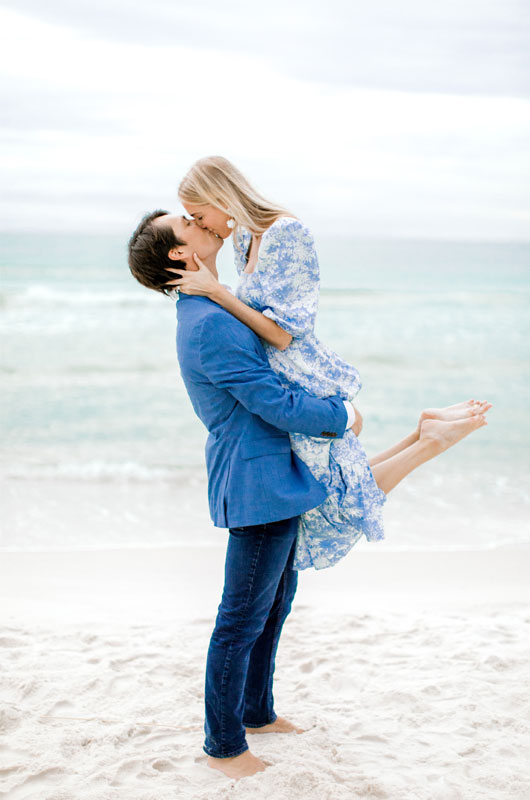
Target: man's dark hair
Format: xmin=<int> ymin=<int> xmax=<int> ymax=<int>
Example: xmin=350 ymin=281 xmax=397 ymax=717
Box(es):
xmin=128 ymin=210 xmax=187 ymax=294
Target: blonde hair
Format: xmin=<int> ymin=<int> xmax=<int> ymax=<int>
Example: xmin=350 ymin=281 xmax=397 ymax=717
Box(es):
xmin=178 ymin=156 xmax=294 ymax=241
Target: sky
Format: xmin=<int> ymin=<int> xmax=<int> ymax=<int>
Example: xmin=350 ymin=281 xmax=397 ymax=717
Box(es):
xmin=1 ymin=0 xmax=529 ymax=239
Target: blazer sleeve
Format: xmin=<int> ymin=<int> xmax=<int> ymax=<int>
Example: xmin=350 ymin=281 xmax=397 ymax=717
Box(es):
xmin=198 ymin=314 xmax=347 ymax=439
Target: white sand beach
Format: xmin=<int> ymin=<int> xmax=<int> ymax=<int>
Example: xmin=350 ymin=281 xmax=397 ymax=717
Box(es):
xmin=1 ymin=545 xmax=529 ymax=800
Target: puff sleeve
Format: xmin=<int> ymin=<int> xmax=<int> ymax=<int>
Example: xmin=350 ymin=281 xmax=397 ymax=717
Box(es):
xmin=254 ymin=219 xmax=319 ymax=338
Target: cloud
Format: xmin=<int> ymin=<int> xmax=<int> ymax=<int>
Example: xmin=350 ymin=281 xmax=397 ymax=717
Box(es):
xmin=2 ymin=0 xmax=529 ymax=96
xmin=1 ymin=4 xmax=529 ymax=238
xmin=2 ymin=79 xmax=131 ymax=136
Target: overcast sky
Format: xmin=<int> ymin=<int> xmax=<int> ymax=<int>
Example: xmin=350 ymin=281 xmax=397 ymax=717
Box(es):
xmin=1 ymin=0 xmax=529 ymax=239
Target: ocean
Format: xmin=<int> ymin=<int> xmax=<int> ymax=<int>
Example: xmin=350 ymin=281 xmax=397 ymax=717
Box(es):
xmin=1 ymin=232 xmax=529 ymax=553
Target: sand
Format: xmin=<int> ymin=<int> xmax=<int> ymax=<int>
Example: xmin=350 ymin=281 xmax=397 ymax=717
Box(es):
xmin=1 ymin=545 xmax=529 ymax=800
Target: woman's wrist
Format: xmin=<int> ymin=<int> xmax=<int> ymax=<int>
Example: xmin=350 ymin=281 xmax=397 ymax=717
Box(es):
xmin=209 ymin=283 xmax=230 ymax=306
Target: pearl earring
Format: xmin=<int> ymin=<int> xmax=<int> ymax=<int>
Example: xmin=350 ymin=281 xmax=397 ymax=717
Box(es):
xmin=226 ymin=218 xmax=235 ymax=230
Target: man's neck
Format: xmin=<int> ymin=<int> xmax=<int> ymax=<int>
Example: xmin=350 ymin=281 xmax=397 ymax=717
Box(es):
xmin=201 ymin=255 xmax=219 ymax=280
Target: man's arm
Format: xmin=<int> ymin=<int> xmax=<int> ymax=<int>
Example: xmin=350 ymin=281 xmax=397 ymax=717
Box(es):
xmin=198 ymin=314 xmax=348 ymax=438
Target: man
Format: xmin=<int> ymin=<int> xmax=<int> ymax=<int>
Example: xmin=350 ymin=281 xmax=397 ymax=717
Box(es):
xmin=128 ymin=212 xmax=359 ymax=780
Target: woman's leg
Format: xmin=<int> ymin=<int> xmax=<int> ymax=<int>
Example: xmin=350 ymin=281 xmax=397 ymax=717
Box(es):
xmin=368 ymin=399 xmax=491 ymax=468
xmin=369 ymin=430 xmax=419 ymax=467
xmin=371 ymin=415 xmax=487 ymax=495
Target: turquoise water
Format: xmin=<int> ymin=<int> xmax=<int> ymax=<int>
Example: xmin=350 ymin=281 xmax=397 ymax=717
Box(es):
xmin=1 ymin=233 xmax=529 ymax=551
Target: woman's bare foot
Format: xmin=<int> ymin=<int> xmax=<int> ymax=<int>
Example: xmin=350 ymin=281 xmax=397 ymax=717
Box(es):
xmin=420 ymin=415 xmax=487 ymax=454
xmin=417 ymin=399 xmax=491 ymax=435
xmin=245 ymin=715 xmax=305 ymax=735
xmin=207 ymin=749 xmax=268 ymax=780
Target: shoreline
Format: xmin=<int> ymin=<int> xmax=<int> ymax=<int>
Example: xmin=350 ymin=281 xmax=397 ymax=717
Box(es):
xmin=2 ymin=545 xmax=529 ymax=627
xmin=2 ymin=539 xmax=528 ymax=553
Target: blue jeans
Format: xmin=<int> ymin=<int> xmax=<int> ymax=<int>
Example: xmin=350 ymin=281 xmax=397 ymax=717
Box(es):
xmin=203 ymin=516 xmax=299 ymax=758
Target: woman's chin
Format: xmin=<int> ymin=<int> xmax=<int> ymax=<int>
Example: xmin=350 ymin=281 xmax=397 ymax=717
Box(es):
xmin=207 ymin=230 xmax=227 ymax=245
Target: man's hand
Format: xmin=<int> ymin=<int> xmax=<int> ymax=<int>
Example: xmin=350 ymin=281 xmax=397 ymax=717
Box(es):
xmin=352 ymin=406 xmax=363 ymax=436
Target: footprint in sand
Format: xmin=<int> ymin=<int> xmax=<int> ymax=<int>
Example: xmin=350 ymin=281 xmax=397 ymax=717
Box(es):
xmin=299 ymin=657 xmax=327 ymax=673
xmin=0 ymin=766 xmax=21 ymax=779
xmin=110 ymin=759 xmax=143 ymax=784
xmin=0 ymin=708 xmax=23 ymax=734
xmin=299 ymin=660 xmax=315 ymax=673
xmin=0 ymin=636 xmax=28 ymax=648
xmin=422 ymin=684 xmax=442 ymax=696
xmin=48 ymin=700 xmax=74 ymax=714
xmin=6 ymin=767 xmax=63 ymax=800
xmin=355 ymin=734 xmax=389 ymax=744
xmin=151 ymin=758 xmax=177 ymax=772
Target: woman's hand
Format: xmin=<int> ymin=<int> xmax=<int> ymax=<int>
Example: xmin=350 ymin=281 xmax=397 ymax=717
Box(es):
xmin=165 ymin=253 xmax=220 ymax=297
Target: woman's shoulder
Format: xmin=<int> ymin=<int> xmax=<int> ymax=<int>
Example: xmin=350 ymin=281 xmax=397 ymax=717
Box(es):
xmin=238 ymin=217 xmax=311 ymax=241
xmin=263 ymin=216 xmax=314 ymax=245
xmin=267 ymin=215 xmax=307 ymax=232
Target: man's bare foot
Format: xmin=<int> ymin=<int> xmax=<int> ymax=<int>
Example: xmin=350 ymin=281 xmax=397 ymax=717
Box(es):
xmin=245 ymin=715 xmax=305 ymax=735
xmin=417 ymin=399 xmax=491 ymax=435
xmin=207 ymin=749 xmax=268 ymax=780
xmin=420 ymin=415 xmax=487 ymax=454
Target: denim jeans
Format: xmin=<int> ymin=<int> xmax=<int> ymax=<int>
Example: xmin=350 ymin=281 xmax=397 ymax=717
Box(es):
xmin=203 ymin=516 xmax=299 ymax=758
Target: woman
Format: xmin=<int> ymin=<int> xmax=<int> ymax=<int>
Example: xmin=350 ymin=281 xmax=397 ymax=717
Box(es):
xmin=167 ymin=156 xmax=490 ymax=570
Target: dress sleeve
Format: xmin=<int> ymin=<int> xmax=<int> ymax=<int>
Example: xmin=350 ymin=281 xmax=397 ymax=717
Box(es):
xmin=255 ymin=219 xmax=319 ymax=338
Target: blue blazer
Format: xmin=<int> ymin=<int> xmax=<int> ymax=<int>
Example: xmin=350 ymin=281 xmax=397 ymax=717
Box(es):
xmin=176 ymin=295 xmax=348 ymax=528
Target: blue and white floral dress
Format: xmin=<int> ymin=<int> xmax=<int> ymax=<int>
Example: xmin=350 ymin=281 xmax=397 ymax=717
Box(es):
xmin=234 ymin=217 xmax=386 ymax=570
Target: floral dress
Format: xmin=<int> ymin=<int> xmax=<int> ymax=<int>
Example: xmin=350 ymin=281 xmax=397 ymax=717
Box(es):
xmin=234 ymin=217 xmax=386 ymax=570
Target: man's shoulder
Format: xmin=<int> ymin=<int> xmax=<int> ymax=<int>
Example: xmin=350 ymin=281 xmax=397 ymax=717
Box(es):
xmin=178 ymin=296 xmax=260 ymax=349
xmin=201 ymin=308 xmax=262 ymax=358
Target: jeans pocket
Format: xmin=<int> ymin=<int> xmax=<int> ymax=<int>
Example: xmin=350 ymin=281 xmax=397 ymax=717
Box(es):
xmin=229 ymin=526 xmax=252 ymax=538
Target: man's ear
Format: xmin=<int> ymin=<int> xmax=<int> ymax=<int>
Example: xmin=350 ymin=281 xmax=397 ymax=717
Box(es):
xmin=168 ymin=248 xmax=184 ymax=261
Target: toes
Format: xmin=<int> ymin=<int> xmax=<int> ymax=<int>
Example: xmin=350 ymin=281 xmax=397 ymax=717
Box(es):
xmin=471 ymin=401 xmax=490 ymax=416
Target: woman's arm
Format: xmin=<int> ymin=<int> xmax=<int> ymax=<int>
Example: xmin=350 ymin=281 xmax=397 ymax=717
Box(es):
xmin=210 ymin=285 xmax=292 ymax=350
xmin=166 ymin=258 xmax=292 ymax=351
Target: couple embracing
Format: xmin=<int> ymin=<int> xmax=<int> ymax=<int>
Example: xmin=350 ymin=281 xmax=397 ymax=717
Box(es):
xmin=128 ymin=156 xmax=490 ymax=780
